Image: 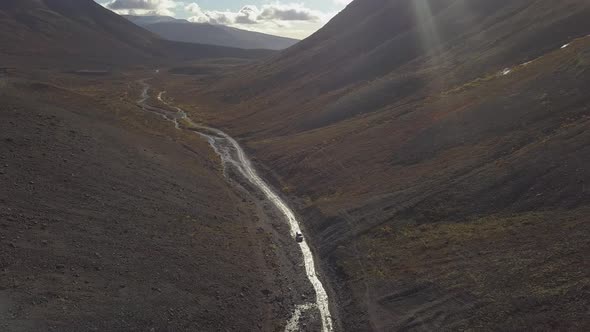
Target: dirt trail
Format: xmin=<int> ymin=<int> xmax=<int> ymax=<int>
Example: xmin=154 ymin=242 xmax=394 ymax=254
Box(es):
xmin=138 ymin=80 xmax=334 ymax=332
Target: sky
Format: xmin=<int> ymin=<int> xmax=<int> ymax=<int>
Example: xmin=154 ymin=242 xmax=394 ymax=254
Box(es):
xmin=96 ymin=0 xmax=353 ymax=39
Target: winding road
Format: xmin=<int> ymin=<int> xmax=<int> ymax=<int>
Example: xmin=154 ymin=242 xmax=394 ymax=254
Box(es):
xmin=137 ymin=80 xmax=334 ymax=332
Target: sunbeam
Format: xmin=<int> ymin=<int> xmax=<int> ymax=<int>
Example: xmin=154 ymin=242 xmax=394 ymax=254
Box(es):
xmin=411 ymin=0 xmax=443 ymax=54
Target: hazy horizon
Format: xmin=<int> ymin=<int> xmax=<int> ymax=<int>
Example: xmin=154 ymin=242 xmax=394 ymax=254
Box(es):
xmin=95 ymin=0 xmax=352 ymax=39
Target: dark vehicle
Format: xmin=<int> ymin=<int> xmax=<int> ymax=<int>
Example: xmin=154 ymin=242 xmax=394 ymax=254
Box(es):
xmin=295 ymin=232 xmax=304 ymax=243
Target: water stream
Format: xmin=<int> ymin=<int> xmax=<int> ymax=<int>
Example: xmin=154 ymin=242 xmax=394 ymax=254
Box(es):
xmin=137 ymin=80 xmax=334 ymax=332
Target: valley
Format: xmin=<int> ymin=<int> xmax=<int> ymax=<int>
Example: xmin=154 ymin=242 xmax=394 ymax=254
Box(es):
xmin=154 ymin=0 xmax=590 ymax=329
xmin=1 ymin=0 xmax=590 ymax=331
xmin=138 ymin=79 xmax=334 ymax=331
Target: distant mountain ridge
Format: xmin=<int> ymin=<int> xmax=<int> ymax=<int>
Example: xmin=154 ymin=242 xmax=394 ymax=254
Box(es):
xmin=122 ymin=15 xmax=191 ymax=26
xmin=125 ymin=15 xmax=299 ymax=50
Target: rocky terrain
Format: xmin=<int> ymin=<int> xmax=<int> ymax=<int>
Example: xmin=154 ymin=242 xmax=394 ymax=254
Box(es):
xmin=2 ymin=0 xmax=590 ymax=330
xmin=0 ymin=0 xmax=331 ymax=330
xmin=0 ymin=67 xmax=321 ymax=331
xmin=159 ymin=0 xmax=590 ymax=330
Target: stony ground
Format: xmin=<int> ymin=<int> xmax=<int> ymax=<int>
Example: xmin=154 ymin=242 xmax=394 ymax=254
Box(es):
xmin=0 ymin=72 xmax=312 ymax=332
xmin=157 ymin=19 xmax=590 ymax=331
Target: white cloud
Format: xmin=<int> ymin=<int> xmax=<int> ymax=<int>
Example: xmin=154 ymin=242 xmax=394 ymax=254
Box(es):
xmin=184 ymin=2 xmax=206 ymax=21
xmin=185 ymin=3 xmax=259 ymax=25
xmin=97 ymin=0 xmax=342 ymax=39
xmin=184 ymin=3 xmax=202 ymax=14
xmin=258 ymin=3 xmax=321 ymax=22
xmin=184 ymin=2 xmax=329 ymax=31
xmin=103 ymin=0 xmax=177 ymax=16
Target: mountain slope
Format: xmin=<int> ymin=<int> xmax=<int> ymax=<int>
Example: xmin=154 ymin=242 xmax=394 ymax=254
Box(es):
xmin=0 ymin=0 xmax=271 ymax=67
xmin=126 ymin=15 xmax=299 ymax=50
xmin=0 ymin=70 xmax=313 ymax=331
xmin=216 ymin=0 xmax=590 ymax=109
xmin=164 ymin=0 xmax=590 ymax=330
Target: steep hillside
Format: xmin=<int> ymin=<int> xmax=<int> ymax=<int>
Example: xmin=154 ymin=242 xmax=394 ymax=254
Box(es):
xmin=162 ymin=0 xmax=590 ymax=330
xmin=126 ymin=15 xmax=299 ymax=50
xmin=212 ymin=0 xmax=590 ymax=120
xmin=0 ymin=0 xmax=271 ymax=67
